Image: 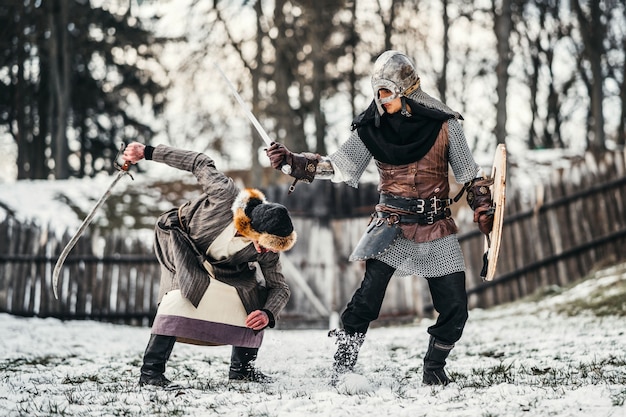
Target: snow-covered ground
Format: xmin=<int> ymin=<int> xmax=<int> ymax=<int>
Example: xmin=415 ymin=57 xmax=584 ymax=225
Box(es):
xmin=1 ymin=263 xmax=625 ymax=417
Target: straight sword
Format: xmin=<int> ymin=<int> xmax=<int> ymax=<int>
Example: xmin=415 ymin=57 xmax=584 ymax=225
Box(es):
xmin=52 ymin=148 xmax=132 ymax=299
xmin=213 ymin=63 xmax=292 ymax=175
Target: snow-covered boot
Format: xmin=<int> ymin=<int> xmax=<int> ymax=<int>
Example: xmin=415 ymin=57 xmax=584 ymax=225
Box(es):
xmin=139 ymin=334 xmax=177 ymax=388
xmin=422 ymin=336 xmax=454 ymax=386
xmin=229 ymin=347 xmax=272 ymax=383
xmin=329 ymin=329 xmax=366 ymax=385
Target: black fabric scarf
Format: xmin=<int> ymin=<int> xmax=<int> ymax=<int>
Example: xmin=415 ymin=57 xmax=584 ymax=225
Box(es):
xmin=353 ymin=98 xmax=453 ymax=165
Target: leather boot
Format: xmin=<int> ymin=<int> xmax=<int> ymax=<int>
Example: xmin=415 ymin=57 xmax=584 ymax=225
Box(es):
xmin=329 ymin=329 xmax=366 ymax=385
xmin=229 ymin=347 xmax=272 ymax=383
xmin=423 ymin=336 xmax=454 ymax=386
xmin=139 ymin=334 xmax=177 ymax=388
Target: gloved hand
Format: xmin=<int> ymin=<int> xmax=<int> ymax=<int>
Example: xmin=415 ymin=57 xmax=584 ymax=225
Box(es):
xmin=474 ymin=206 xmax=494 ymax=235
xmin=466 ymin=178 xmax=494 ymax=235
xmin=265 ymin=142 xmax=320 ymax=183
xmin=266 ymin=142 xmax=291 ymax=170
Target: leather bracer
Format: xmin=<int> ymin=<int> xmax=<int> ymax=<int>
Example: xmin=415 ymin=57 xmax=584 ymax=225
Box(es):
xmin=466 ymin=177 xmax=494 ymax=211
xmin=289 ymin=152 xmax=320 ymax=183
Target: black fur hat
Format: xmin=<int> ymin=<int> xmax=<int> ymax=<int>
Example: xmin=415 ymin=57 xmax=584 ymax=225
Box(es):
xmin=232 ymin=188 xmax=297 ymax=251
xmin=250 ymin=203 xmax=294 ymax=237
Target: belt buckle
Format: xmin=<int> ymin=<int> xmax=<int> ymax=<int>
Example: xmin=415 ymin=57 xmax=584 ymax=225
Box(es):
xmin=413 ymin=199 xmax=426 ymax=214
xmin=387 ymin=213 xmax=400 ymax=225
xmin=429 ymin=196 xmax=440 ymax=213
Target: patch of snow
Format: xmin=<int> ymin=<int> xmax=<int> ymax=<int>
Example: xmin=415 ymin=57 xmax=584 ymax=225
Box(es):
xmin=335 ymin=373 xmax=375 ymax=395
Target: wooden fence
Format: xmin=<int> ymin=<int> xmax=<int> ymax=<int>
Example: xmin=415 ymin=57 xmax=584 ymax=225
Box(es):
xmin=1 ymin=150 xmax=625 ymax=328
xmin=0 ymin=224 xmax=160 ymax=326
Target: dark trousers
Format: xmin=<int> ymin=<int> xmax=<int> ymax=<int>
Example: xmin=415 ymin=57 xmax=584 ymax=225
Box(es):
xmin=140 ymin=333 xmax=258 ymax=377
xmin=340 ymin=259 xmax=468 ymax=344
xmin=426 ymin=271 xmax=468 ymax=344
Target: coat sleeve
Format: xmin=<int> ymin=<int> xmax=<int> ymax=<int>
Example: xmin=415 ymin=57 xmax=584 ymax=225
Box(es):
xmin=256 ymin=253 xmax=291 ymax=324
xmin=150 ymin=144 xmax=238 ymax=197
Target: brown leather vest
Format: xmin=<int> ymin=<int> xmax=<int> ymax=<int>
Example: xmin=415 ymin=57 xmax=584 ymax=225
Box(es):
xmin=376 ymin=121 xmax=458 ymax=243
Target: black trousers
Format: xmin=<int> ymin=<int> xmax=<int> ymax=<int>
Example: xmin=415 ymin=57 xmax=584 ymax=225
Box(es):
xmin=141 ymin=333 xmax=259 ymax=375
xmin=340 ymin=258 xmax=468 ymax=344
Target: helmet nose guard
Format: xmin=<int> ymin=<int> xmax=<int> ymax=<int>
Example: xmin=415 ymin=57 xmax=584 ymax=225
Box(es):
xmin=371 ymin=51 xmax=419 ymax=114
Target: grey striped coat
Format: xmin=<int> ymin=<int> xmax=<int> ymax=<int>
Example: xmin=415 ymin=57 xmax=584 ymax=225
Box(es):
xmin=149 ymin=145 xmax=290 ymax=324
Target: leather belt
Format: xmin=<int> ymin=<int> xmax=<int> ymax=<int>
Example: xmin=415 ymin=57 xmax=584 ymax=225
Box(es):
xmin=379 ymin=193 xmax=452 ymax=214
xmin=373 ymin=210 xmax=449 ymax=226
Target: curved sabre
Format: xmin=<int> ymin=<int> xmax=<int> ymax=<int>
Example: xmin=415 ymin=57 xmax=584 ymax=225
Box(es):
xmin=52 ymin=160 xmax=132 ymax=300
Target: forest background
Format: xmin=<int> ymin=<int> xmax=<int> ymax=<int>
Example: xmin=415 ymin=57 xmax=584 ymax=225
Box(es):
xmin=1 ymin=0 xmax=625 ymax=190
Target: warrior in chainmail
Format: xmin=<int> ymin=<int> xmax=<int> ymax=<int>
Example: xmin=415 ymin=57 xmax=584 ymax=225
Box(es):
xmin=267 ymin=50 xmax=494 ymax=386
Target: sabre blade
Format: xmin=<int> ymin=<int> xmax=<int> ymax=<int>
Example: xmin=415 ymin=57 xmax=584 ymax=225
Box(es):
xmin=214 ymin=63 xmax=273 ymax=147
xmin=214 ymin=64 xmax=293 ymax=181
xmin=52 ymin=169 xmax=129 ymax=299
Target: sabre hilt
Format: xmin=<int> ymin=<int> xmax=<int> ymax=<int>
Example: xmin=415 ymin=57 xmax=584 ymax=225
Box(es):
xmin=118 ymin=160 xmax=132 ymax=172
xmin=114 ymin=144 xmax=134 ymax=179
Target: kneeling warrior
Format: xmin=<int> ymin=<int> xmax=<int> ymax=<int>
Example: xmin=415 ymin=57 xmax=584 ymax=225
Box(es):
xmin=267 ymin=50 xmax=493 ymax=385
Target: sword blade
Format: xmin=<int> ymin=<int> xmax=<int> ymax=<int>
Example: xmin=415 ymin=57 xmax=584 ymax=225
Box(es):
xmin=52 ymin=169 xmax=129 ymax=299
xmin=214 ymin=63 xmax=273 ymax=147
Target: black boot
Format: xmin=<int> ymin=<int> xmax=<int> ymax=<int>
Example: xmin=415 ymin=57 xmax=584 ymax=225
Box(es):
xmin=139 ymin=334 xmax=177 ymax=388
xmin=329 ymin=329 xmax=366 ymax=385
xmin=422 ymin=336 xmax=454 ymax=386
xmin=229 ymin=347 xmax=272 ymax=383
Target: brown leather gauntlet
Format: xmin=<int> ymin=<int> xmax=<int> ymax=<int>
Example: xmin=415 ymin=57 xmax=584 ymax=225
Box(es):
xmin=466 ymin=177 xmax=495 ymax=235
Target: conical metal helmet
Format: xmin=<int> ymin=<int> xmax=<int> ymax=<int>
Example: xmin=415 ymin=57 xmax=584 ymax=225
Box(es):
xmin=371 ymin=50 xmax=419 ymax=113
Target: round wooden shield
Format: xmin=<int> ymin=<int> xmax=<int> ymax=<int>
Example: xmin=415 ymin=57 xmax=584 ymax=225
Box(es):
xmin=483 ymin=144 xmax=507 ymax=281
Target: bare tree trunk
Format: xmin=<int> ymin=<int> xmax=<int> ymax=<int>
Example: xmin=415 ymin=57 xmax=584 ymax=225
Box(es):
xmin=438 ymin=0 xmax=449 ymax=103
xmin=378 ymin=0 xmax=397 ymax=51
xmin=493 ymin=0 xmax=512 ymax=146
xmin=14 ymin=3 xmax=47 ymax=179
xmin=527 ymin=48 xmax=540 ymax=149
xmin=48 ymin=0 xmax=71 ymax=179
xmin=14 ymin=5 xmax=28 ymax=180
xmin=349 ymin=0 xmax=358 ymax=119
xmin=310 ymin=6 xmax=328 ymax=155
xmin=618 ymin=11 xmax=626 ymax=147
xmin=272 ymin=0 xmax=307 ymax=152
xmin=587 ymin=53 xmax=606 ymax=152
xmin=571 ymin=0 xmax=606 ymax=152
